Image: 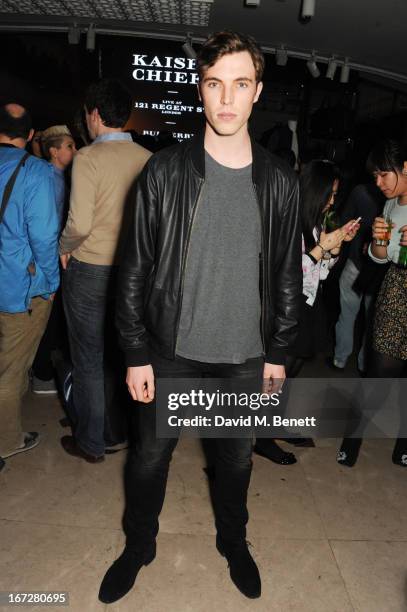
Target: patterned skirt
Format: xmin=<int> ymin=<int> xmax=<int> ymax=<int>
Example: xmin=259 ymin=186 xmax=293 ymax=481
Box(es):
xmin=373 ymin=263 xmax=407 ymax=360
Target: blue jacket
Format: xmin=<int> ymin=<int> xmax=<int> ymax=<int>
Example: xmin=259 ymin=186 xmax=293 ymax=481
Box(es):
xmin=0 ymin=145 xmax=60 ymax=313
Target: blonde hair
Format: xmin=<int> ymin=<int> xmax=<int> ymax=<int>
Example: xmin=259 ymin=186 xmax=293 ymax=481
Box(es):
xmin=41 ymin=125 xmax=72 ymax=160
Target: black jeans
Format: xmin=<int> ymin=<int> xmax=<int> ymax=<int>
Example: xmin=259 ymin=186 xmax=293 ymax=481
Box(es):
xmin=124 ymin=351 xmax=263 ymax=549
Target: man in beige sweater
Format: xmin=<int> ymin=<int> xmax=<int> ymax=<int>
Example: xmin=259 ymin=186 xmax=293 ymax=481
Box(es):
xmin=59 ymin=79 xmax=151 ymax=462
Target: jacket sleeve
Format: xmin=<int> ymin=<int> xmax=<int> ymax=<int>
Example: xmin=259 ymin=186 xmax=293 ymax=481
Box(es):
xmin=266 ymin=176 xmax=302 ymax=365
xmin=115 ymin=160 xmax=158 ymax=366
xmin=59 ymin=150 xmax=96 ymax=254
xmin=25 ymin=164 xmax=60 ymax=294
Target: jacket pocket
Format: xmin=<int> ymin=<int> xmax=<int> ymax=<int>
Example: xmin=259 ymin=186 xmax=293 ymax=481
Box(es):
xmin=27 ymin=260 xmax=50 ymax=303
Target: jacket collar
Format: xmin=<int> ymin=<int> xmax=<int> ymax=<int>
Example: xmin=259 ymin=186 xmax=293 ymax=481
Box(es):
xmin=189 ymin=128 xmax=265 ymax=186
xmin=190 ymin=129 xmax=206 ymax=178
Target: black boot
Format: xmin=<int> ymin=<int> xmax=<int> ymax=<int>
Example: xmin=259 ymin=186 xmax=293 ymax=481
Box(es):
xmin=336 ymin=438 xmax=362 ymax=467
xmin=98 ymin=543 xmax=156 ymax=604
xmin=392 ymin=438 xmax=407 ymax=467
xmin=254 ymin=439 xmax=296 ymax=465
xmin=216 ymin=536 xmax=261 ymax=598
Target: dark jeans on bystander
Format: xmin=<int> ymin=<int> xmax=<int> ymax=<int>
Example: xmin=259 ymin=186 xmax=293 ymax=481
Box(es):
xmin=62 ymin=257 xmax=126 ymax=457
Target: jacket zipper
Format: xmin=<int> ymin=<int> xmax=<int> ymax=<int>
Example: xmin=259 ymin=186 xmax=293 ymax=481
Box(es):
xmin=173 ymin=178 xmax=204 ymax=355
xmin=251 ymin=182 xmax=266 ymax=351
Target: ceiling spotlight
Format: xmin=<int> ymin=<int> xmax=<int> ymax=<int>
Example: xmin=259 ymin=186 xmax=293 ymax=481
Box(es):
xmin=276 ymin=46 xmax=288 ymax=67
xmin=182 ymin=35 xmax=197 ymax=60
xmin=301 ymin=0 xmax=315 ymax=18
xmin=306 ymin=53 xmax=320 ymax=78
xmin=245 ymin=0 xmax=261 ymax=5
xmin=86 ymin=24 xmax=96 ymax=52
xmin=340 ymin=59 xmax=350 ymax=83
xmin=68 ymin=24 xmax=80 ymax=45
xmin=326 ymin=57 xmax=337 ymax=80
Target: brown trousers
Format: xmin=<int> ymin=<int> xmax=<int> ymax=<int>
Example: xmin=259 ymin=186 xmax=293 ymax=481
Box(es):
xmin=0 ymin=297 xmax=52 ymax=457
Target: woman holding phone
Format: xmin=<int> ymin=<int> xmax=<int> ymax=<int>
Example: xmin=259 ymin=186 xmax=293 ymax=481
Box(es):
xmin=255 ymin=159 xmax=360 ymax=465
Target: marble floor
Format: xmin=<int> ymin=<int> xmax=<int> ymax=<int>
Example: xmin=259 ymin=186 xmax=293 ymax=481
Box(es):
xmin=1 ymin=370 xmax=407 ymax=612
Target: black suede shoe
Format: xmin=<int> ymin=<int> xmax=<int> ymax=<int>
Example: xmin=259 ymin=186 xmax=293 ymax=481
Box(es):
xmin=336 ymin=438 xmax=362 ymax=467
xmin=392 ymin=453 xmax=407 ymax=467
xmin=216 ymin=537 xmax=261 ymax=599
xmin=392 ymin=438 xmax=407 ymax=467
xmin=98 ymin=544 xmax=156 ymax=604
xmin=254 ymin=440 xmax=296 ymax=465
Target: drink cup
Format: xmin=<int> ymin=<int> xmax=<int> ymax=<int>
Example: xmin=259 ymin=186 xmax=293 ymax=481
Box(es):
xmin=375 ymin=216 xmax=392 ymax=246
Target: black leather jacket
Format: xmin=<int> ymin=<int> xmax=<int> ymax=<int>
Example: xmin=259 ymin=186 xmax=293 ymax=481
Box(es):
xmin=116 ymin=131 xmax=302 ymax=367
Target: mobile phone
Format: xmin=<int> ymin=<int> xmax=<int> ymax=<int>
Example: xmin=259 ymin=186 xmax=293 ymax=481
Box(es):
xmin=347 ymin=216 xmax=362 ymax=231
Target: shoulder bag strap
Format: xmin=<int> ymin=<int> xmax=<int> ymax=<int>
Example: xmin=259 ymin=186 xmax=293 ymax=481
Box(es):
xmin=0 ymin=152 xmax=31 ymax=224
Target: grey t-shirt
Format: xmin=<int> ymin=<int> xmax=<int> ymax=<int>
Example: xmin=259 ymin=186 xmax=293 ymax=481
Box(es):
xmin=176 ymin=151 xmax=263 ymax=363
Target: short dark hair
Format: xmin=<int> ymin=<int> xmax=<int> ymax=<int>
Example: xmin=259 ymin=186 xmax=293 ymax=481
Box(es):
xmin=0 ymin=104 xmax=32 ymax=139
xmin=84 ymin=79 xmax=132 ymax=128
xmin=366 ymin=139 xmax=407 ymax=175
xmin=197 ymin=31 xmax=265 ymax=83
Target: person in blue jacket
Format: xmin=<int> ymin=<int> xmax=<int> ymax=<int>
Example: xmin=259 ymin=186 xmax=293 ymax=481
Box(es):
xmin=0 ymin=103 xmax=59 ymax=468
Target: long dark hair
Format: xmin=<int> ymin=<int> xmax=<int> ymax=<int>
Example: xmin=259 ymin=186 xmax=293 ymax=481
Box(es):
xmin=300 ymin=159 xmax=341 ymax=250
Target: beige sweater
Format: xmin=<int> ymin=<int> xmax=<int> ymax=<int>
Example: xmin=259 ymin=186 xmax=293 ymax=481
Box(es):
xmin=60 ymin=139 xmax=151 ymax=265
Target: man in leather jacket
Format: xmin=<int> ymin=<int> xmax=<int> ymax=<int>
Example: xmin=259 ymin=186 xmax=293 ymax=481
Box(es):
xmin=99 ymin=31 xmax=302 ymax=604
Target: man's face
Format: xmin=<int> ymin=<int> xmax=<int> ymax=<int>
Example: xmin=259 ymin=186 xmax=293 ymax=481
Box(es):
xmin=199 ymin=51 xmax=263 ymax=137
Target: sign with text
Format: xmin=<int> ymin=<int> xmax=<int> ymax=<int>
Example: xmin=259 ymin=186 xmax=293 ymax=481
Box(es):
xmin=102 ymin=38 xmax=205 ymax=141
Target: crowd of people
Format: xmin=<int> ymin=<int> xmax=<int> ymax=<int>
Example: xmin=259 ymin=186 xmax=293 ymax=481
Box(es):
xmin=0 ymin=30 xmax=406 ymax=603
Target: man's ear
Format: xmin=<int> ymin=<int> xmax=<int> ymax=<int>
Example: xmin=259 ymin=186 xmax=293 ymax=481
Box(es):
xmin=93 ymin=107 xmax=104 ymax=125
xmin=403 ymin=160 xmax=407 ymax=175
xmin=197 ymin=83 xmax=202 ymax=102
xmin=27 ymin=128 xmax=34 ymax=143
xmin=253 ymin=81 xmax=263 ymax=103
xmin=49 ymin=145 xmax=58 ymax=160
